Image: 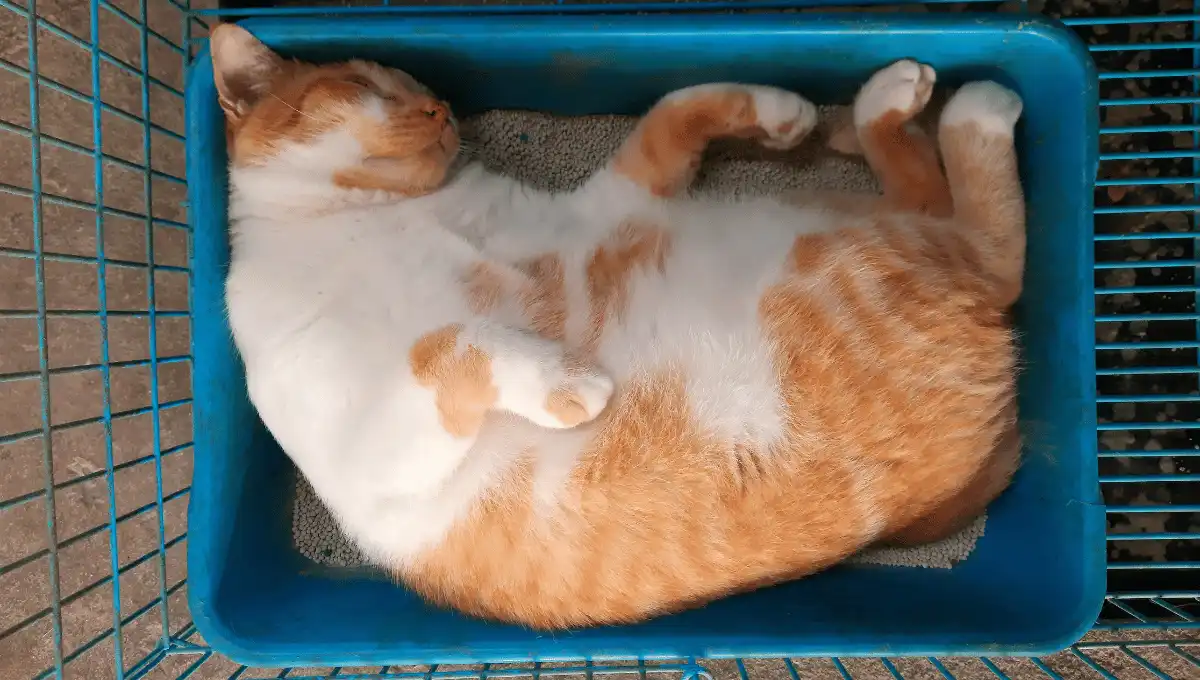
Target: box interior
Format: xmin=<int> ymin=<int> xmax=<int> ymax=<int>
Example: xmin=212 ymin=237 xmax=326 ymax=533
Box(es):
xmin=187 ymin=13 xmax=1106 ymax=666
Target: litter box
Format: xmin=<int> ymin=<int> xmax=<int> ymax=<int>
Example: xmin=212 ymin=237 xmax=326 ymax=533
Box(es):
xmin=186 ymin=12 xmax=1105 ymax=667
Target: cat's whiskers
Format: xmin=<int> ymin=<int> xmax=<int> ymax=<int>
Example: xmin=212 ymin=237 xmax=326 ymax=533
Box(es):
xmin=269 ymin=92 xmax=321 ymax=123
xmin=457 ymin=138 xmax=481 ymax=158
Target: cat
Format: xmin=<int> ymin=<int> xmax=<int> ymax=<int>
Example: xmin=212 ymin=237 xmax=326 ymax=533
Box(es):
xmin=211 ymin=23 xmax=1024 ymax=629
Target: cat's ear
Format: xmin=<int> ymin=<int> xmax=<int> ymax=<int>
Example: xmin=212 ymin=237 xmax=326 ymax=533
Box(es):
xmin=210 ymin=24 xmax=282 ymax=123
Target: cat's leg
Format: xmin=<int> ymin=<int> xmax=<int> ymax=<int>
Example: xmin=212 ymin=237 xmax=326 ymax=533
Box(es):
xmin=853 ymin=59 xmax=953 ymax=217
xmin=937 ymin=81 xmax=1026 ymax=306
xmin=608 ymin=84 xmax=817 ymax=197
xmin=412 ymin=322 xmax=614 ymax=432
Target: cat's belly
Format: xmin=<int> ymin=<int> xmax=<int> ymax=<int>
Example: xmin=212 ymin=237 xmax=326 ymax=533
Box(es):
xmin=579 ymin=207 xmax=822 ymax=448
xmin=406 ymin=204 xmax=1016 ymax=629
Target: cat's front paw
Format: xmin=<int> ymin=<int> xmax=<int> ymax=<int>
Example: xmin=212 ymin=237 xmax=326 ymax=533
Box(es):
xmin=494 ymin=348 xmax=614 ymax=430
xmin=543 ymin=370 xmax=615 ymax=429
xmin=748 ymin=86 xmax=818 ymax=150
xmin=854 ymin=59 xmax=936 ymax=128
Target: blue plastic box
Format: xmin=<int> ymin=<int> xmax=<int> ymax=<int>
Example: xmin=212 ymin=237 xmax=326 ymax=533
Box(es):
xmin=187 ymin=13 xmax=1105 ymax=667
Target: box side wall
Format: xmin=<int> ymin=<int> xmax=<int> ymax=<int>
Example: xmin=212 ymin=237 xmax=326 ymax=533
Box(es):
xmin=187 ymin=14 xmax=1103 ymax=665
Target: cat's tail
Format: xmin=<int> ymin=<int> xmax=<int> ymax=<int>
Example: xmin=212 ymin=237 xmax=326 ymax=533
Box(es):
xmin=937 ymin=82 xmax=1027 ymax=308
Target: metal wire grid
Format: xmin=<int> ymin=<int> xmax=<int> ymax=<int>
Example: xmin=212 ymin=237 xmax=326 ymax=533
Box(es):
xmin=1078 ymin=2 xmax=1200 ymax=656
xmin=0 ymin=0 xmax=1196 ymax=678
xmin=0 ymin=0 xmax=197 ymax=676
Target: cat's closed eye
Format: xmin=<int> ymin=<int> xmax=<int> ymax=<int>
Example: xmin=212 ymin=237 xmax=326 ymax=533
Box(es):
xmin=345 ymin=75 xmax=385 ymax=95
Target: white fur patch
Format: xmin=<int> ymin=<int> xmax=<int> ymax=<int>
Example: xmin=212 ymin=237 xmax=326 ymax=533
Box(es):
xmin=747 ymin=86 xmax=817 ymax=149
xmin=659 ymin=82 xmax=741 ymax=105
xmin=940 ymin=81 xmax=1024 ymax=137
xmin=853 ymin=59 xmax=936 ymax=128
xmin=471 ymin=322 xmax=614 ymax=429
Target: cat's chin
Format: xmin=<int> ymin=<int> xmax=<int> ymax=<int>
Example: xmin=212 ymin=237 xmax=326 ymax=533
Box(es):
xmin=333 ymin=153 xmax=452 ymax=198
xmin=347 ymin=130 xmax=466 ymax=197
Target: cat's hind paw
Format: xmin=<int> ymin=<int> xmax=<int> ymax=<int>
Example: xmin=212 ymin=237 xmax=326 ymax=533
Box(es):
xmin=854 ymin=59 xmax=936 ymax=128
xmin=940 ymin=81 xmax=1023 ymax=137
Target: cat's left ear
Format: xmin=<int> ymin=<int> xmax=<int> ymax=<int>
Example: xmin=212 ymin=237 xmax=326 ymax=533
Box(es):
xmin=210 ymin=24 xmax=282 ymax=123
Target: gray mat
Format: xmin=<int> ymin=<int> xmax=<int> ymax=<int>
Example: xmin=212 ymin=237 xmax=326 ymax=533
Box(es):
xmin=291 ymin=106 xmax=986 ymax=571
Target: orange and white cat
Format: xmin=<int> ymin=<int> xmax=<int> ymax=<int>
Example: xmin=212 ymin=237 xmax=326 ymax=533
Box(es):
xmin=213 ymin=24 xmax=1024 ymax=629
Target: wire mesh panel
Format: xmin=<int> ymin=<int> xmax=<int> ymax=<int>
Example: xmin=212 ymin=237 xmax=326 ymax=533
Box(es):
xmin=0 ymin=0 xmax=200 ymax=678
xmin=0 ymin=0 xmax=1196 ymax=678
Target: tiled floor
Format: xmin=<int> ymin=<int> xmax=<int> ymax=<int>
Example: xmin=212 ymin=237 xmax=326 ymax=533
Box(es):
xmin=0 ymin=0 xmax=206 ymax=676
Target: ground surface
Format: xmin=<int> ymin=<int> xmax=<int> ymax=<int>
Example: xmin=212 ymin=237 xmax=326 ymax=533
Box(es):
xmin=0 ymin=0 xmax=1197 ymax=679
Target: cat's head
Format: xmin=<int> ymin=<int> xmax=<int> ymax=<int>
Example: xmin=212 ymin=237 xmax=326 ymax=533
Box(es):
xmin=210 ymin=24 xmax=459 ymax=197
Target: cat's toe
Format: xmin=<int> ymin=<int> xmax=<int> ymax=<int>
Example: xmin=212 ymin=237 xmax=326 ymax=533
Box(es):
xmin=750 ymin=87 xmax=817 ymax=150
xmin=940 ymin=81 xmax=1023 ymax=136
xmin=544 ymin=373 xmax=614 ymax=429
xmin=853 ymin=59 xmax=937 ymax=127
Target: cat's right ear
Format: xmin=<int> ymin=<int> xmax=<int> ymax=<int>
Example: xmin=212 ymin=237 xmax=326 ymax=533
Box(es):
xmin=210 ymin=24 xmax=282 ymax=123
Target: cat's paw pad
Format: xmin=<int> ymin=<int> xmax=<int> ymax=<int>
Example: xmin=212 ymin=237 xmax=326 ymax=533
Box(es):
xmin=749 ymin=87 xmax=818 ymax=150
xmin=940 ymin=81 xmax=1023 ymax=136
xmin=853 ymin=59 xmax=936 ymax=127
xmin=543 ymin=372 xmax=615 ymax=429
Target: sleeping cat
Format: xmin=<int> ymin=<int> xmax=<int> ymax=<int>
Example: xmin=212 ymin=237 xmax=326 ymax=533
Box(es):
xmin=211 ymin=23 xmax=1024 ymax=629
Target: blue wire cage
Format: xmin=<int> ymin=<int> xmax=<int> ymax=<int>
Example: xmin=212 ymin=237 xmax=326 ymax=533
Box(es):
xmin=0 ymin=0 xmax=1196 ymax=678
